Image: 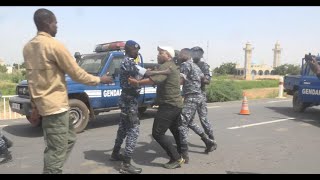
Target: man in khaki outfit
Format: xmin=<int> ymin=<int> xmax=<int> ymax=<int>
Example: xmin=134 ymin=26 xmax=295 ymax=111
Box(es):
xmin=23 ymin=8 xmax=113 ymax=174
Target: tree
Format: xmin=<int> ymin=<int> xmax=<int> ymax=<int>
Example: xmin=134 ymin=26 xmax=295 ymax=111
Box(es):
xmin=0 ymin=64 xmax=7 ymax=73
xmin=273 ymin=64 xmax=301 ymax=75
xmin=213 ymin=62 xmax=236 ymax=75
xmin=12 ymin=62 xmax=25 ymax=70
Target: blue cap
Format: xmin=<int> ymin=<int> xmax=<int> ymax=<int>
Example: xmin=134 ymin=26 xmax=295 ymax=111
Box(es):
xmin=125 ymin=40 xmax=140 ymax=49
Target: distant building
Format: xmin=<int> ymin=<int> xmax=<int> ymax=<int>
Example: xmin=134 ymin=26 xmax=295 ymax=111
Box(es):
xmin=235 ymin=42 xmax=282 ymax=80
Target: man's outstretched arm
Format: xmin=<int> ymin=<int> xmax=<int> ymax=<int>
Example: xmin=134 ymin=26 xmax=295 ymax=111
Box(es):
xmin=128 ymin=77 xmax=155 ymax=87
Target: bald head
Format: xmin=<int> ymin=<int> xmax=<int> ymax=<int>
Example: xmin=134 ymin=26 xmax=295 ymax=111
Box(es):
xmin=179 ymin=48 xmax=192 ymax=63
xmin=33 ymin=8 xmax=57 ymax=37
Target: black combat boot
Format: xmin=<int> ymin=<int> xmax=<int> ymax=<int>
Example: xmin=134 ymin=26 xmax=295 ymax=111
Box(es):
xmin=110 ymin=146 xmax=124 ymax=161
xmin=208 ymin=134 xmax=217 ymax=152
xmin=200 ymin=133 xmax=215 ymax=153
xmin=2 ymin=135 xmax=13 ymax=149
xmin=0 ymin=148 xmax=12 ymax=165
xmin=119 ymin=156 xmax=142 ymax=174
xmin=208 ymin=134 xmax=214 ymax=141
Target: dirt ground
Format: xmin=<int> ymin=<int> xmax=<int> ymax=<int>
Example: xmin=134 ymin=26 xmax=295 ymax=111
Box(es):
xmin=244 ymin=87 xmax=288 ymax=100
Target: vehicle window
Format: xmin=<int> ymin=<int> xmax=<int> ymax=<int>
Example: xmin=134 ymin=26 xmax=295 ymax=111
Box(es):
xmin=107 ymin=56 xmax=124 ymax=78
xmin=78 ymin=53 xmax=109 ymax=75
xmin=304 ymin=61 xmax=320 ymax=76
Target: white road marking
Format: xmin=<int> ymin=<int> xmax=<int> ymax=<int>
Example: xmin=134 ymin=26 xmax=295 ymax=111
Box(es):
xmin=207 ymin=106 xmax=220 ymax=109
xmin=0 ymin=125 xmax=8 ymax=128
xmin=227 ymin=118 xmax=295 ymax=130
xmin=266 ymin=100 xmax=291 ymax=103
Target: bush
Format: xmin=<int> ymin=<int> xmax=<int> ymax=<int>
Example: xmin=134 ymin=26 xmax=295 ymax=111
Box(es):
xmin=0 ymin=71 xmax=25 ymax=84
xmin=0 ymin=82 xmax=16 ymax=95
xmin=206 ymin=80 xmax=243 ymax=102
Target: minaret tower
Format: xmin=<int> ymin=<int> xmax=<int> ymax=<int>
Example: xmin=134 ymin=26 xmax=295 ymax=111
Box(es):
xmin=273 ymin=41 xmax=282 ymax=68
xmin=243 ymin=42 xmax=254 ymax=80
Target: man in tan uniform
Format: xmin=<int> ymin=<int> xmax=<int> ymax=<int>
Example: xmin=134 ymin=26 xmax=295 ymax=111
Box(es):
xmin=23 ymin=8 xmax=113 ymax=174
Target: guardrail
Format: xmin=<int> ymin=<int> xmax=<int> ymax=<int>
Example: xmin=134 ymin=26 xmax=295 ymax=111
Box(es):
xmin=0 ymin=95 xmax=25 ymax=120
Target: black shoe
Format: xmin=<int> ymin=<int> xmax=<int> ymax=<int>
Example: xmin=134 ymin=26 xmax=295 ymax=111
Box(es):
xmin=181 ymin=152 xmax=189 ymax=164
xmin=0 ymin=152 xmax=12 ymax=165
xmin=163 ymin=158 xmax=185 ymax=169
xmin=205 ymin=140 xmax=217 ymax=153
xmin=208 ymin=134 xmax=214 ymax=141
xmin=2 ymin=136 xmax=13 ymax=149
xmin=119 ymin=162 xmax=142 ymax=174
xmin=110 ymin=153 xmax=124 ymax=161
xmin=202 ymin=137 xmax=215 ymax=153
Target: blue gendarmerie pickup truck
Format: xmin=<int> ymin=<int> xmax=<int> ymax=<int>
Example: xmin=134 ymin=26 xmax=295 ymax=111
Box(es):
xmin=9 ymin=41 xmax=158 ymax=133
xmin=284 ymin=54 xmax=320 ymax=112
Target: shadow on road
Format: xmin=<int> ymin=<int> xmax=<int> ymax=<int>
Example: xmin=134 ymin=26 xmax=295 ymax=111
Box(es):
xmin=2 ymin=109 xmax=157 ymax=138
xmin=3 ymin=123 xmax=43 ymax=138
xmin=85 ymin=109 xmax=157 ymax=131
xmin=133 ymin=135 xmax=168 ymax=167
xmin=83 ymin=134 xmax=180 ymax=169
xmin=83 ymin=149 xmax=119 ymax=171
xmin=267 ymin=106 xmax=320 ymax=128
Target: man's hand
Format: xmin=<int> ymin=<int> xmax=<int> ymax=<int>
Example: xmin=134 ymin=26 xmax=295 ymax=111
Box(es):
xmin=100 ymin=72 xmax=113 ymax=84
xmin=201 ymin=76 xmax=210 ymax=85
xmin=30 ymin=107 xmax=41 ymax=125
xmin=307 ymin=56 xmax=320 ymax=75
xmin=128 ymin=76 xmax=139 ymax=87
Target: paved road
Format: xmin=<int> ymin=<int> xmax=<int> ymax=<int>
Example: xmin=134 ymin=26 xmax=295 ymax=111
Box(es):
xmin=1 ymin=97 xmax=320 ymax=174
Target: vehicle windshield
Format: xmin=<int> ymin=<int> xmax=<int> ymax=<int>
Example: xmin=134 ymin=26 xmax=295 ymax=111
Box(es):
xmin=77 ymin=53 xmax=109 ymax=75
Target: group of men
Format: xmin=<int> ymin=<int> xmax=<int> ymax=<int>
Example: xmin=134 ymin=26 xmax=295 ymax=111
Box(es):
xmin=115 ymin=44 xmax=217 ymax=174
xmin=1 ymin=8 xmax=218 ymax=174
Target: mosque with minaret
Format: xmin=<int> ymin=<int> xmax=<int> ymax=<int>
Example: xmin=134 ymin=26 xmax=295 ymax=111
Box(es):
xmin=235 ymin=41 xmax=282 ymax=80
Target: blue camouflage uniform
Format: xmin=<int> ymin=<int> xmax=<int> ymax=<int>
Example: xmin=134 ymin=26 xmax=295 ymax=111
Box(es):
xmin=178 ymin=59 xmax=206 ymax=152
xmin=113 ymin=55 xmax=141 ymax=160
xmin=188 ymin=61 xmax=214 ymax=139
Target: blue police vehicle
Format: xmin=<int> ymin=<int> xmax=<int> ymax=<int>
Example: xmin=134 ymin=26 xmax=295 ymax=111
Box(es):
xmin=284 ymin=54 xmax=320 ymax=112
xmin=9 ymin=41 xmax=158 ymax=133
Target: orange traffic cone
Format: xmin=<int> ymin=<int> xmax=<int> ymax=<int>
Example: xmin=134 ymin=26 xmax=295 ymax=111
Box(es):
xmin=239 ymin=92 xmax=250 ymax=115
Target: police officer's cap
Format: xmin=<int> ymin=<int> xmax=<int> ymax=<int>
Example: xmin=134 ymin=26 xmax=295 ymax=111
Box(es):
xmin=125 ymin=40 xmax=141 ymax=49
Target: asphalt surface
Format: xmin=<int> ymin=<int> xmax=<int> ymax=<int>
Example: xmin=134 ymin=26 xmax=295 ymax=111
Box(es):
xmin=1 ymin=97 xmax=320 ymax=174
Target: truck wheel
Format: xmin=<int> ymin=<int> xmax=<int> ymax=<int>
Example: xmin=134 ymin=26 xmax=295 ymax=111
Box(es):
xmin=26 ymin=115 xmax=42 ymax=127
xmin=293 ymin=91 xmax=308 ymax=112
xmin=69 ymin=99 xmax=89 ymax=133
xmin=138 ymin=107 xmax=147 ymax=114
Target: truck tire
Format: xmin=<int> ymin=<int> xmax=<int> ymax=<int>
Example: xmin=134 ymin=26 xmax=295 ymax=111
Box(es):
xmin=69 ymin=99 xmax=89 ymax=133
xmin=138 ymin=107 xmax=147 ymax=114
xmin=26 ymin=115 xmax=42 ymax=127
xmin=293 ymin=91 xmax=308 ymax=112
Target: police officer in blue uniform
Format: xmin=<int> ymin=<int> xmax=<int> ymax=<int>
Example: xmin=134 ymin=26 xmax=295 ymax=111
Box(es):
xmin=110 ymin=40 xmax=143 ymax=174
xmin=178 ymin=48 xmax=215 ymax=163
xmin=189 ymin=46 xmax=217 ymax=152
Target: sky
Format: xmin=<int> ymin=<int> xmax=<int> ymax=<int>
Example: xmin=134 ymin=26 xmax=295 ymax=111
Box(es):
xmin=1 ymin=6 xmax=320 ymax=69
